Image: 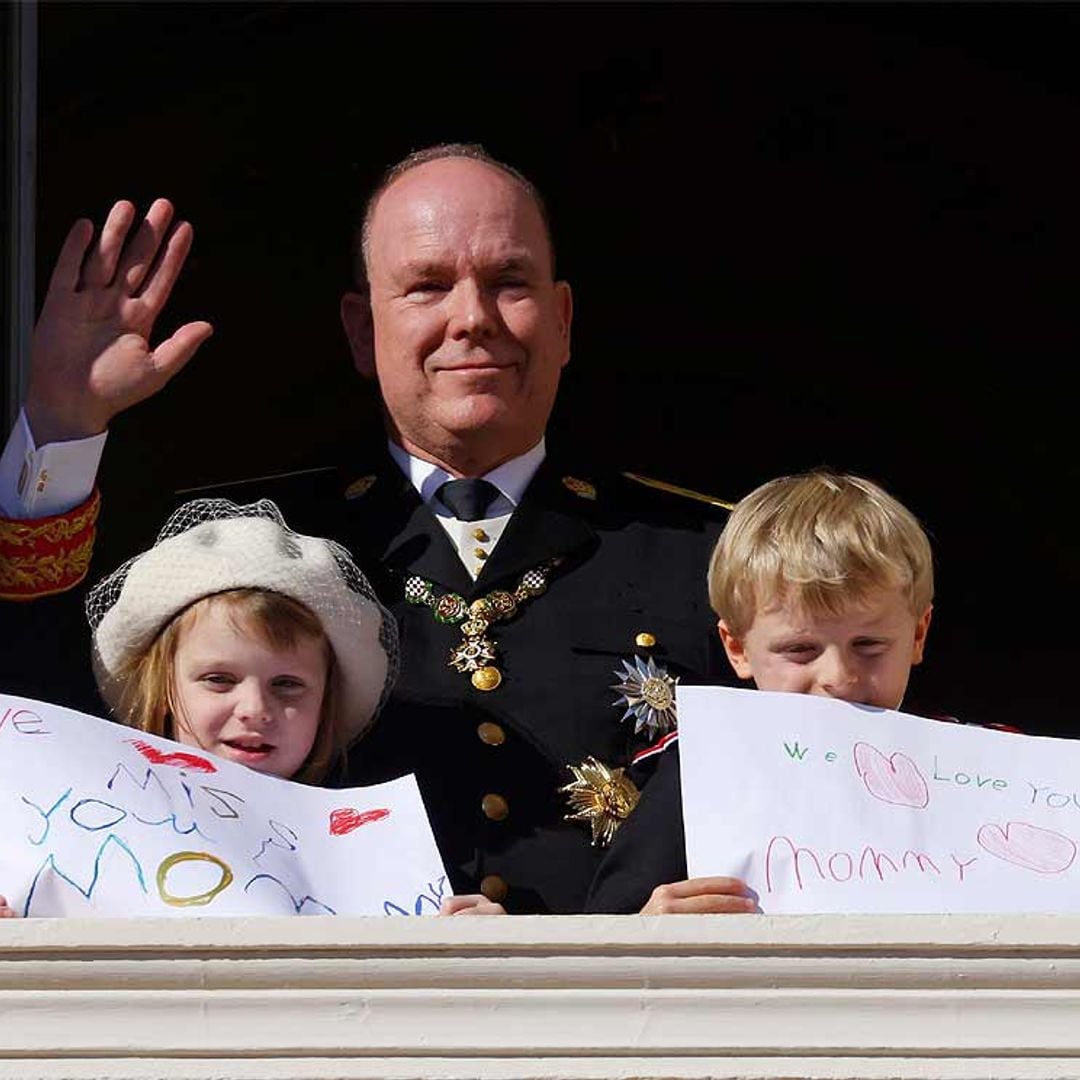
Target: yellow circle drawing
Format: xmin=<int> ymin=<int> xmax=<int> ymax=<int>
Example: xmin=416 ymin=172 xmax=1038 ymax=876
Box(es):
xmin=156 ymin=851 xmax=234 ymax=907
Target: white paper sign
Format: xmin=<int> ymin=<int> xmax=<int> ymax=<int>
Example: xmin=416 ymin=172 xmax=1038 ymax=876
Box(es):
xmin=679 ymin=686 xmax=1080 ymax=914
xmin=0 ymin=693 xmax=449 ymax=917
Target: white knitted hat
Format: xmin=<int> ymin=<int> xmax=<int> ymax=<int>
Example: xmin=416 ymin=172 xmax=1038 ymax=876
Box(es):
xmin=86 ymin=499 xmax=398 ymax=741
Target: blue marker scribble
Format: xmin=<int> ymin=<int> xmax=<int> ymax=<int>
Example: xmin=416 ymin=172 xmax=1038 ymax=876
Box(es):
xmin=108 ymin=762 xmax=169 ymax=796
xmin=252 ymin=820 xmax=299 ymax=862
xmin=21 ymin=788 xmax=72 ymax=846
xmin=414 ymin=876 xmax=449 ymax=914
xmin=23 ymin=833 xmax=147 ymax=916
xmin=244 ymin=873 xmax=336 ymax=915
xmin=179 ymin=777 xmax=197 ymax=810
xmin=383 ymin=876 xmax=450 ymax=916
xmin=199 ymin=787 xmax=246 ymax=819
xmin=69 ymin=798 xmax=127 ymax=832
xmin=105 ymin=762 xmax=212 ymax=840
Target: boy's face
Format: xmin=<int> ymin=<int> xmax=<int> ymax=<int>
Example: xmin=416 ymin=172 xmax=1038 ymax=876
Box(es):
xmin=718 ymin=586 xmax=932 ymax=711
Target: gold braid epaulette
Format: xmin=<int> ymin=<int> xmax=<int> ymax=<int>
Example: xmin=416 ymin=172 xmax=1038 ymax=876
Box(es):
xmin=0 ymin=489 xmax=101 ymax=600
xmin=621 ymin=472 xmax=734 ymax=511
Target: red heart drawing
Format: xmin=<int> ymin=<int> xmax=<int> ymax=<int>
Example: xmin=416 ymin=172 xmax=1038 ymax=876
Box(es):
xmin=977 ymin=821 xmax=1076 ymax=874
xmin=128 ymin=739 xmax=217 ymax=773
xmin=853 ymin=742 xmax=929 ymax=808
xmin=329 ymin=807 xmax=391 ymax=836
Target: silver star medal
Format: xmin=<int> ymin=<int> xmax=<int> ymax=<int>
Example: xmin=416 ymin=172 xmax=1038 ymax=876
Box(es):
xmin=611 ymin=654 xmax=678 ymax=739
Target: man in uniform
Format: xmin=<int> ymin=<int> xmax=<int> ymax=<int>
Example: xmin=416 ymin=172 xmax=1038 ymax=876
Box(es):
xmin=0 ymin=144 xmax=730 ymax=913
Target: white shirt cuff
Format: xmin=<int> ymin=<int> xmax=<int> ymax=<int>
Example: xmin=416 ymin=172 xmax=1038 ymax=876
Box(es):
xmin=0 ymin=409 xmax=106 ymax=519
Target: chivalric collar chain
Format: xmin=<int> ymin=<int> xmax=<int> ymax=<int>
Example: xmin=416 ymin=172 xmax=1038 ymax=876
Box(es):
xmin=404 ymin=558 xmax=563 ymax=692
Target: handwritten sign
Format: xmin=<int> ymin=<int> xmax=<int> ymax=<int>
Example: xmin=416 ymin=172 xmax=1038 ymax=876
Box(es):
xmin=0 ymin=693 xmax=449 ymax=917
xmin=678 ymin=686 xmax=1080 ymax=913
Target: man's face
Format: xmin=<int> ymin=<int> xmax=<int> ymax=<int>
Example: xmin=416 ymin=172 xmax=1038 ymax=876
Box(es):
xmin=343 ymin=158 xmax=572 ymax=473
xmin=718 ymin=587 xmax=932 ymax=711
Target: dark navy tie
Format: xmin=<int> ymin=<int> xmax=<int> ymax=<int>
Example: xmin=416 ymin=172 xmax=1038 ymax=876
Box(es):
xmin=436 ymin=478 xmax=501 ymax=522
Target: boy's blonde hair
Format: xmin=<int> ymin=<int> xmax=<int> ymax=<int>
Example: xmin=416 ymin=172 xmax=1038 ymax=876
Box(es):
xmin=707 ymin=472 xmax=934 ymax=636
xmin=115 ymin=588 xmax=344 ymax=785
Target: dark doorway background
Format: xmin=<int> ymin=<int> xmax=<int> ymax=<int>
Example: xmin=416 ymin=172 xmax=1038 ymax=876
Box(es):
xmin=36 ymin=3 xmax=1080 ymax=734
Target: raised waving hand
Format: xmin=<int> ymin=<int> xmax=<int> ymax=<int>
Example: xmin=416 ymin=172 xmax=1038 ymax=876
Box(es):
xmin=26 ymin=199 xmax=213 ymax=445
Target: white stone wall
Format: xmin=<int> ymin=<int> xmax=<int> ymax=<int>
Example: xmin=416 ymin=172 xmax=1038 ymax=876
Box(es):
xmin=3 ymin=915 xmax=1080 ymax=1078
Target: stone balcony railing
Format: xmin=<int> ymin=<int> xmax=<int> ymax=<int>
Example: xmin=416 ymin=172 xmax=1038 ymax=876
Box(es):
xmin=2 ymin=914 xmax=1079 ymax=1079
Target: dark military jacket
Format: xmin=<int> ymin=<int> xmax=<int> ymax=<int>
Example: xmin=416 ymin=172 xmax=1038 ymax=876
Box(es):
xmin=288 ymin=452 xmax=729 ymax=914
xmin=584 ymin=739 xmax=686 ymax=914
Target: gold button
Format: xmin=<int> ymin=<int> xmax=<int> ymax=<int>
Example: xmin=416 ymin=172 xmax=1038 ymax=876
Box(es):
xmin=471 ymin=665 xmax=502 ymax=691
xmin=635 ymin=632 xmax=657 ymax=649
xmin=480 ymin=874 xmax=508 ymax=903
xmin=481 ymin=793 xmax=509 ymax=821
xmin=474 ymin=548 xmax=488 ymax=560
xmin=477 ymin=721 xmax=506 ymax=746
xmin=473 ymin=528 xmax=489 ymax=542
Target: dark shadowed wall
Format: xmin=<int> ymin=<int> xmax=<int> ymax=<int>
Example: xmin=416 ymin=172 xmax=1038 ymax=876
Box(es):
xmin=35 ymin=3 xmax=1080 ymax=734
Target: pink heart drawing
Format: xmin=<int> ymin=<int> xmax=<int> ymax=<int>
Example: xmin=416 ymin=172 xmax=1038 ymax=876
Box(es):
xmin=853 ymin=742 xmax=930 ymax=808
xmin=977 ymin=821 xmax=1076 ymax=874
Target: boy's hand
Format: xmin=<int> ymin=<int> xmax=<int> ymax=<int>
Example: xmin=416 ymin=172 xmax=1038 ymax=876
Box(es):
xmin=439 ymin=894 xmax=507 ymax=916
xmin=26 ymin=198 xmax=214 ymax=445
xmin=639 ymin=876 xmax=758 ymax=915
xmin=0 ymin=895 xmax=17 ymax=918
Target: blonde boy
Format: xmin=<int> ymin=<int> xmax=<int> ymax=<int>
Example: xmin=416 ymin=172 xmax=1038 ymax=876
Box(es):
xmin=710 ymin=472 xmax=933 ymax=711
xmin=585 ymin=471 xmax=935 ymax=914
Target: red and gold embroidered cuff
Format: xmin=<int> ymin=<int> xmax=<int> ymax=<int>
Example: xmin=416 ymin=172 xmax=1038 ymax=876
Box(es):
xmin=0 ymin=489 xmax=101 ymax=600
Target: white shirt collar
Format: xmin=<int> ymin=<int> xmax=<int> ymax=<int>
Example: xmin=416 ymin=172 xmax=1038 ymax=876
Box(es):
xmin=388 ymin=437 xmax=546 ymax=509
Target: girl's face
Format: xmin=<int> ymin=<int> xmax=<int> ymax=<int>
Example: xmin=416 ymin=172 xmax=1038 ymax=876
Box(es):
xmin=170 ymin=600 xmax=328 ymax=779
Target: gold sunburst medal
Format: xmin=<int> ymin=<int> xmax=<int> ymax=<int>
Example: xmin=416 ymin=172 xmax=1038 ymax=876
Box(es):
xmin=560 ymin=757 xmax=640 ymax=847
